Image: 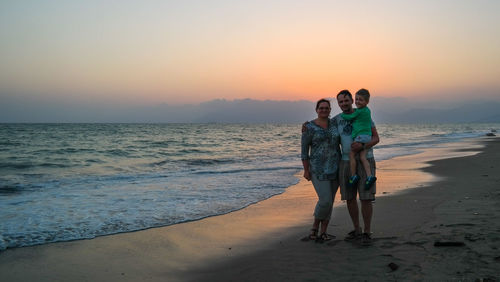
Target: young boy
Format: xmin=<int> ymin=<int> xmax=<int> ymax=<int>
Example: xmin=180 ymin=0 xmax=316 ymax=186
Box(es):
xmin=341 ymin=89 xmax=376 ymax=189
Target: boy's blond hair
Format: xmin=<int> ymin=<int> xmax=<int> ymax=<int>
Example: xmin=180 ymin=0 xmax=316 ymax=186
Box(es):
xmin=356 ymin=88 xmax=370 ymax=102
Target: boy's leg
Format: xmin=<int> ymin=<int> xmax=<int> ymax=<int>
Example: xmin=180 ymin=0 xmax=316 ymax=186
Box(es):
xmin=359 ymin=149 xmax=372 ymax=177
xmin=349 ymin=151 xmax=357 ymax=177
xmin=360 ymin=149 xmax=376 ymax=190
xmin=348 ymin=151 xmax=361 ymax=187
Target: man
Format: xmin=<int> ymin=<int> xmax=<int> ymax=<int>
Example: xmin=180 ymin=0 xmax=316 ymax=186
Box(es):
xmin=332 ymin=89 xmax=379 ymax=245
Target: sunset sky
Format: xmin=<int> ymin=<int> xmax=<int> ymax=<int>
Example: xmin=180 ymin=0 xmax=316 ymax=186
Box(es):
xmin=1 ymin=0 xmax=499 ymax=108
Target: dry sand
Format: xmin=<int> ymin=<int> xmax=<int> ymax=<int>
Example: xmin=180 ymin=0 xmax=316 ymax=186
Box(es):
xmin=0 ymin=137 xmax=499 ymax=281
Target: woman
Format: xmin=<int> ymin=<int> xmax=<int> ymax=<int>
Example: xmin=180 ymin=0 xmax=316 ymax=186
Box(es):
xmin=301 ymin=99 xmax=341 ymax=241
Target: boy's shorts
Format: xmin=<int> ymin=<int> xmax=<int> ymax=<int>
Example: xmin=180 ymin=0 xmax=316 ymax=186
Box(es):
xmin=339 ymin=159 xmax=376 ymax=201
xmin=354 ymin=134 xmax=371 ymax=144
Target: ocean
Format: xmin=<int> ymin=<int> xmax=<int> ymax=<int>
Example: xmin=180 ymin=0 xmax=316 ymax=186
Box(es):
xmin=0 ymin=122 xmax=498 ymax=250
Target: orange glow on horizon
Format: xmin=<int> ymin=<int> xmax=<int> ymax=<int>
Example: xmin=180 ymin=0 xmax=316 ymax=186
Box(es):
xmin=1 ymin=1 xmax=499 ymax=105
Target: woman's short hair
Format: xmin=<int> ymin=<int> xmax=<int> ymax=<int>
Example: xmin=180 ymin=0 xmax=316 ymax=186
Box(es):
xmin=316 ymin=98 xmax=331 ymax=110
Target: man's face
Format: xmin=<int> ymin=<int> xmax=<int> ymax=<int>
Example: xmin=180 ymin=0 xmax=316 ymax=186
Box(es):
xmin=337 ymin=94 xmax=353 ymax=113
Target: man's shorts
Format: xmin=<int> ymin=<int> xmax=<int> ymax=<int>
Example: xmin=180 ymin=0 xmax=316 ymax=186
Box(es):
xmin=354 ymin=134 xmax=371 ymax=144
xmin=339 ymin=158 xmax=376 ymax=201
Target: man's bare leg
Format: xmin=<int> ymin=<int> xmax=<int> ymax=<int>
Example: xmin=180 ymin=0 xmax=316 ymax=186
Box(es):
xmin=361 ymin=200 xmax=373 ymax=233
xmin=346 ymin=199 xmax=361 ymax=232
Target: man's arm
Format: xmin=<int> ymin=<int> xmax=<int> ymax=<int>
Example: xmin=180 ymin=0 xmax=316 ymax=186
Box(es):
xmin=365 ymin=126 xmax=379 ymax=149
xmin=301 ymin=121 xmax=307 ymax=133
xmin=351 ymin=126 xmax=379 ymax=152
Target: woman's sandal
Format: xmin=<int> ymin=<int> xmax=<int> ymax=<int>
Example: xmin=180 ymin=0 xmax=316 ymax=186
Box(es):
xmin=308 ymin=228 xmax=318 ymax=240
xmin=317 ymin=232 xmax=333 ymax=242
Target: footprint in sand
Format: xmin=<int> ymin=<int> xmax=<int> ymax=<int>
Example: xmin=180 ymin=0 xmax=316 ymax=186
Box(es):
xmin=445 ymin=223 xmax=476 ymax=227
xmin=326 ymin=239 xmax=342 ymax=246
xmin=404 ymin=240 xmax=428 ymax=246
xmin=380 ymin=241 xmax=400 ymax=249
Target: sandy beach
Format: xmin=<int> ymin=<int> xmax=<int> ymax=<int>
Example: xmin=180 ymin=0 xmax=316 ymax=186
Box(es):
xmin=1 ymin=137 xmax=499 ymax=281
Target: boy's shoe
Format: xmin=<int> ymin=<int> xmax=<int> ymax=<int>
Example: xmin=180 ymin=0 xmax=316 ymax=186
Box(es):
xmin=348 ymin=175 xmax=360 ymax=188
xmin=365 ymin=176 xmax=377 ymax=190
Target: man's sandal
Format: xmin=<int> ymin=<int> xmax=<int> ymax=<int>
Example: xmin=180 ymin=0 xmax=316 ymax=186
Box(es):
xmin=344 ymin=230 xmax=362 ymax=241
xmin=361 ymin=232 xmax=373 ymax=246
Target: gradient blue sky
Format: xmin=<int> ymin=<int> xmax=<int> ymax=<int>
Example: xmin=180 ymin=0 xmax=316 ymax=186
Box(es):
xmin=1 ymin=0 xmax=499 ymax=111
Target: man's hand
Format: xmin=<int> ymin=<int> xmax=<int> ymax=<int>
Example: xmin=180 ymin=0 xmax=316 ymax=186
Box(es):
xmin=350 ymin=126 xmax=379 ymax=153
xmin=351 ymin=141 xmax=364 ymax=153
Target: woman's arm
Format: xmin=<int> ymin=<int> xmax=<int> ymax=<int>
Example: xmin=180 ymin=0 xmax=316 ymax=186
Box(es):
xmin=302 ymin=159 xmax=311 ymax=181
xmin=301 ymin=126 xmax=312 ymax=181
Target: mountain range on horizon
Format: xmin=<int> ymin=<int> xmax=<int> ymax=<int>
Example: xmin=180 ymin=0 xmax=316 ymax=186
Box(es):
xmin=1 ymin=97 xmax=499 ymax=123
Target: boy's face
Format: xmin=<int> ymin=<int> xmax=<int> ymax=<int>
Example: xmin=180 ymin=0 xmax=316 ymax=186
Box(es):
xmin=355 ymin=95 xmax=368 ymax=108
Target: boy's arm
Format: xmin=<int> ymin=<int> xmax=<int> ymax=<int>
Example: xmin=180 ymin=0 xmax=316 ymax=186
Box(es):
xmin=340 ymin=109 xmax=360 ymax=121
xmin=341 ymin=107 xmax=369 ymax=121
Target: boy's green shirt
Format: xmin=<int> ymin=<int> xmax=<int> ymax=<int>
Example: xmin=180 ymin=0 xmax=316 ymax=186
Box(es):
xmin=340 ymin=107 xmax=372 ymax=139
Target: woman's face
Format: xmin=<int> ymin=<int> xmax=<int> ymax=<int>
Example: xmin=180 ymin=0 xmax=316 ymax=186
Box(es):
xmin=316 ymin=102 xmax=331 ymax=118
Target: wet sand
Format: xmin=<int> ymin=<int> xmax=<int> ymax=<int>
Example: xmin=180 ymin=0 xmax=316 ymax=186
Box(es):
xmin=0 ymin=137 xmax=498 ymax=281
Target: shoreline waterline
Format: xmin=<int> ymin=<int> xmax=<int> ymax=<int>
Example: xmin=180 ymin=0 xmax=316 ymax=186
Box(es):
xmin=0 ymin=136 xmax=497 ymax=282
xmin=0 ymin=134 xmax=492 ymax=251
